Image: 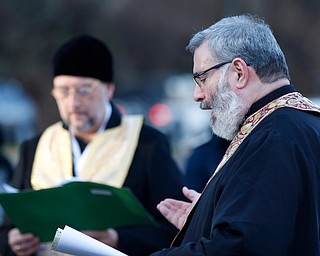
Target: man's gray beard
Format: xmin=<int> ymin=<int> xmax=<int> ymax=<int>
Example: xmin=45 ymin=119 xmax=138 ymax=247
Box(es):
xmin=208 ymin=73 xmax=250 ymax=141
xmin=67 ymin=117 xmax=96 ymax=133
xmin=65 ymin=105 xmax=106 ymax=134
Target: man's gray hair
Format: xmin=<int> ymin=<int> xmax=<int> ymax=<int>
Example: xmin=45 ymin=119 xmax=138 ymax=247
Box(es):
xmin=186 ymin=14 xmax=290 ymax=83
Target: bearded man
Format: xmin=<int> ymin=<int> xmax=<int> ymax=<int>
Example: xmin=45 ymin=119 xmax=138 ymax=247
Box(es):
xmin=0 ymin=35 xmax=184 ymax=256
xmin=151 ymin=14 xmax=320 ymax=256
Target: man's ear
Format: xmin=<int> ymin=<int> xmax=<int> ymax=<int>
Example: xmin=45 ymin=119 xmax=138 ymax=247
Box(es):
xmin=231 ymin=58 xmax=249 ymax=89
xmin=105 ymin=83 xmax=115 ymax=99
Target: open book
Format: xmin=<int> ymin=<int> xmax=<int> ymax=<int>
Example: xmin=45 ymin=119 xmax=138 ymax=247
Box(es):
xmin=0 ymin=181 xmax=157 ymax=241
xmin=51 ymin=225 xmax=127 ymax=256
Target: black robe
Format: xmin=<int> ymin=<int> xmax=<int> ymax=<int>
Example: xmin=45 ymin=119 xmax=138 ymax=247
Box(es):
xmin=0 ymin=102 xmax=185 ymax=256
xmin=151 ymin=85 xmax=320 ymax=255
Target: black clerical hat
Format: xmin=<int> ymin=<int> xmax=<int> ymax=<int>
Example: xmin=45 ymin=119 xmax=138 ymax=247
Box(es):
xmin=53 ymin=34 xmax=113 ymax=82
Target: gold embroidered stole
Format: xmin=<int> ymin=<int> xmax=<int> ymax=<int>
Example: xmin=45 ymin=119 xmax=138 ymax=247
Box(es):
xmin=31 ymin=115 xmax=144 ymax=190
xmin=172 ymin=92 xmax=320 ymax=246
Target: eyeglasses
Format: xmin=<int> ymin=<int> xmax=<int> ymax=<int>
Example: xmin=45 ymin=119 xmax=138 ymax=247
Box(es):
xmin=192 ymin=60 xmax=232 ymax=88
xmin=51 ymin=79 xmax=100 ymax=100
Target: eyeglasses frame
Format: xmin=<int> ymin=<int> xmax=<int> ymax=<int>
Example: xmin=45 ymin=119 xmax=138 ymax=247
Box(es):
xmin=192 ymin=60 xmax=232 ymax=88
xmin=51 ymin=79 xmax=101 ymax=100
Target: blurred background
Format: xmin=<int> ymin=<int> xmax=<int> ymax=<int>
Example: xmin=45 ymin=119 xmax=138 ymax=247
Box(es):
xmin=1 ymin=0 xmax=320 ymax=171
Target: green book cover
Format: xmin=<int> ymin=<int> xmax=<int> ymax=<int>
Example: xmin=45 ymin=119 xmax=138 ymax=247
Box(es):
xmin=0 ymin=181 xmax=157 ymax=242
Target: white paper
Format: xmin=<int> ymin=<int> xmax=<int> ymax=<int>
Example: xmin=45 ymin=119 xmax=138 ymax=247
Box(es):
xmin=50 ymin=225 xmax=127 ymax=256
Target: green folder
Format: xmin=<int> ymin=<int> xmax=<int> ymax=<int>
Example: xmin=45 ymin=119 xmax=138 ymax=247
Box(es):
xmin=0 ymin=181 xmax=158 ymax=242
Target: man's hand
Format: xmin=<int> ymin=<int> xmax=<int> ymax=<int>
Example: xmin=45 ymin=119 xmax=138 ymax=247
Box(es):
xmin=157 ymin=187 xmax=200 ymax=230
xmin=82 ymin=228 xmax=119 ymax=248
xmin=8 ymin=228 xmax=40 ymax=256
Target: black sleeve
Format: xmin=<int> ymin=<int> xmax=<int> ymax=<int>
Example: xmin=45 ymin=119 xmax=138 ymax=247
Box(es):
xmin=0 ymin=135 xmax=40 ymax=256
xmin=12 ymin=135 xmax=40 ymax=189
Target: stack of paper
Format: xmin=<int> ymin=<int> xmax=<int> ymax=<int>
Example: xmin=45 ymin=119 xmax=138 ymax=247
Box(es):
xmin=51 ymin=225 xmax=127 ymax=256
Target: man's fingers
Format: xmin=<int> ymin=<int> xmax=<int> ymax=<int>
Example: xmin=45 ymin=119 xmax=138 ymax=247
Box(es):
xmin=182 ymin=186 xmax=200 ymax=202
xmin=8 ymin=229 xmax=40 ymax=256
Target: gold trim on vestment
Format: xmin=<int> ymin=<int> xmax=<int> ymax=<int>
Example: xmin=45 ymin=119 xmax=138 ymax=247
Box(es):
xmin=31 ymin=115 xmax=144 ymax=190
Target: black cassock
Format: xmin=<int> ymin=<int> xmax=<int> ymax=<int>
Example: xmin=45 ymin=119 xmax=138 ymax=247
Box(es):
xmin=152 ymin=85 xmax=320 ymax=256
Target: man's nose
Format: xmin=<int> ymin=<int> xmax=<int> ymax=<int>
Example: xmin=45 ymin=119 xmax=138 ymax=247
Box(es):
xmin=193 ymin=85 xmax=205 ymax=102
xmin=67 ymin=92 xmax=83 ymax=107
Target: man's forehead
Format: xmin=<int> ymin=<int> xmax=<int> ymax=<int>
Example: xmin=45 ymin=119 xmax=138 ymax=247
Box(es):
xmin=53 ymin=75 xmax=95 ymax=86
xmin=193 ymin=44 xmax=214 ymax=71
